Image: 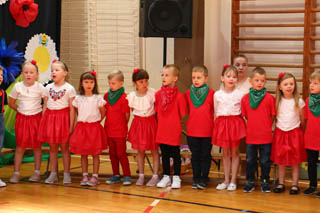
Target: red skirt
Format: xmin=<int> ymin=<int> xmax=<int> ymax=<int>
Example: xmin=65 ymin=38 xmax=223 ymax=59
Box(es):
xmin=212 ymin=115 xmax=246 ymax=148
xmin=128 ymin=115 xmax=158 ymax=151
xmin=70 ymin=122 xmax=107 ymax=155
xmin=271 ymin=127 xmax=307 ymax=165
xmin=38 ymin=108 xmax=70 ymax=144
xmin=15 ymin=112 xmax=42 ymax=148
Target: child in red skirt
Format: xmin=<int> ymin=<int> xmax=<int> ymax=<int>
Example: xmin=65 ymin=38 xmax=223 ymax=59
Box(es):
xmin=185 ymin=65 xmax=214 ymax=189
xmin=213 ymin=65 xmax=246 ymax=191
xmin=272 ymin=72 xmax=306 ymax=195
xmin=127 ymin=69 xmax=160 ymax=186
xmin=303 ymin=70 xmax=320 ymax=197
xmin=69 ymin=71 xmax=107 ymax=186
xmin=156 ymin=64 xmax=188 ymax=189
xmin=104 ymin=70 xmax=131 ymax=185
xmin=0 ymin=66 xmax=8 ymax=187
xmin=38 ymin=60 xmax=76 ymax=184
xmin=8 ymin=60 xmax=46 ymax=183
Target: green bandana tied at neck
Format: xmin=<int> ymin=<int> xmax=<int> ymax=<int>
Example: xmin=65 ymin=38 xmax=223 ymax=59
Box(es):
xmin=190 ymin=84 xmax=209 ymax=108
xmin=309 ymin=93 xmax=320 ymax=117
xmin=108 ymin=87 xmax=124 ymax=106
xmin=249 ymin=87 xmax=266 ymax=109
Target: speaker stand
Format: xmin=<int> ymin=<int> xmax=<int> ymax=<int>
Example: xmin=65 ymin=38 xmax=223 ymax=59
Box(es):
xmin=163 ymin=37 xmax=167 ymax=67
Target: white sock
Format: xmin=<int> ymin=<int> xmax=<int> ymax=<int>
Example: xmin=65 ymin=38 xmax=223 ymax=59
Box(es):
xmin=152 ymin=174 xmax=158 ymax=178
xmin=92 ymin=174 xmax=98 ymax=178
xmin=83 ymin=173 xmax=88 ymax=176
xmin=139 ymin=173 xmax=144 ymax=177
xmin=14 ymin=171 xmax=20 ymax=176
xmin=34 ymin=170 xmax=40 ymax=175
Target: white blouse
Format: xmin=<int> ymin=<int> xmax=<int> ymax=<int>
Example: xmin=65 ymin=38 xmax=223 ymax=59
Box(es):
xmin=214 ymin=88 xmax=244 ymax=117
xmin=127 ymin=88 xmax=156 ymax=117
xmin=72 ymin=95 xmax=106 ymax=123
xmin=9 ymin=82 xmax=45 ymax=115
xmin=236 ymin=78 xmax=251 ymax=94
xmin=276 ymin=98 xmax=305 ymax=131
xmin=45 ymin=82 xmax=76 ymax=110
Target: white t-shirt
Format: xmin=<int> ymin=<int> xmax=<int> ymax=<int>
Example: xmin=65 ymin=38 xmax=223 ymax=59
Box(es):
xmin=127 ymin=87 xmax=156 ymax=117
xmin=276 ymin=98 xmax=305 ymax=131
xmin=236 ymin=78 xmax=251 ymax=94
xmin=45 ymin=82 xmax=76 ymax=110
xmin=9 ymin=82 xmax=45 ymax=115
xmin=214 ymin=88 xmax=244 ymax=117
xmin=72 ymin=95 xmax=106 ymax=123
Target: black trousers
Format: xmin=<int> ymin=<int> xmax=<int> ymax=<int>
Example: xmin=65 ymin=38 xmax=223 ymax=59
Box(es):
xmin=306 ymin=149 xmax=319 ymax=188
xmin=160 ymin=144 xmax=181 ymax=176
xmin=187 ymin=136 xmax=212 ymax=184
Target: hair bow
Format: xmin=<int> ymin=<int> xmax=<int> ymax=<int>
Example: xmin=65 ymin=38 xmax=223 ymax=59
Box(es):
xmin=133 ymin=68 xmax=140 ymax=74
xmin=31 ymin=60 xmax=37 ymax=65
xmin=278 ymin=72 xmax=285 ymax=79
xmin=223 ymin=64 xmax=229 ymax=69
xmin=52 ymin=59 xmax=58 ymax=63
xmin=90 ymin=69 xmax=97 ymax=77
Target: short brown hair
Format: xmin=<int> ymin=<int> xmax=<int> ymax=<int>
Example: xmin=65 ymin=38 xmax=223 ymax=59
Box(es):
xmin=310 ymin=70 xmax=320 ymax=81
xmin=163 ymin=64 xmax=180 ymax=77
xmin=192 ymin=65 xmax=208 ymax=77
xmin=108 ymin=69 xmax=124 ymax=82
xmin=250 ymin=67 xmax=266 ymax=78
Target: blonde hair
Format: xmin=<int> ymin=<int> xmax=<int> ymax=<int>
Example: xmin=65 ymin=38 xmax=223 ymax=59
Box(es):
xmin=108 ymin=69 xmax=124 ymax=82
xmin=22 ymin=60 xmax=39 ymax=72
xmin=52 ymin=60 xmax=69 ymax=81
xmin=310 ymin=70 xmax=320 ymax=81
xmin=163 ymin=64 xmax=180 ymax=77
xmin=222 ymin=65 xmax=238 ymax=78
xmin=275 ymin=72 xmax=300 ymax=114
xmin=192 ymin=65 xmax=208 ymax=77
xmin=0 ymin=65 xmax=3 ymax=72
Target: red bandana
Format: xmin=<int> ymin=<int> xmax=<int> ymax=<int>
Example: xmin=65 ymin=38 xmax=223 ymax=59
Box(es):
xmin=160 ymin=86 xmax=177 ymax=111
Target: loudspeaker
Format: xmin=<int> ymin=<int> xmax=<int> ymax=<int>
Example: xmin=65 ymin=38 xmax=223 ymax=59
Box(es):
xmin=139 ymin=0 xmax=192 ymax=38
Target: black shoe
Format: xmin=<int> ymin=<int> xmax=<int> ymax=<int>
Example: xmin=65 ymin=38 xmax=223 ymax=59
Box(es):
xmin=273 ymin=184 xmax=285 ymax=193
xmin=243 ymin=182 xmax=255 ymax=193
xmin=197 ymin=182 xmax=208 ymax=190
xmin=261 ymin=179 xmax=271 ymax=193
xmin=303 ymin=186 xmax=316 ymax=195
xmin=316 ymin=192 xmax=320 ymax=198
xmin=192 ymin=182 xmax=197 ymax=189
xmin=289 ymin=185 xmax=300 ymax=195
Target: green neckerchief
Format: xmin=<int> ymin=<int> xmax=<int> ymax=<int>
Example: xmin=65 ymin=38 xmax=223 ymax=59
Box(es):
xmin=190 ymin=84 xmax=209 ymax=108
xmin=249 ymin=87 xmax=266 ymax=109
xmin=309 ymin=93 xmax=320 ymax=117
xmin=108 ymin=87 xmax=124 ymax=106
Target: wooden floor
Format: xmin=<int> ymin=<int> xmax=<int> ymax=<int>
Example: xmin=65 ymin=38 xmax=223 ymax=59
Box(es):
xmin=0 ymin=155 xmax=319 ymax=213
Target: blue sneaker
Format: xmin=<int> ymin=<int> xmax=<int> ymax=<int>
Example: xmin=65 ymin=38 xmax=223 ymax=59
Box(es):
xmin=261 ymin=180 xmax=271 ymax=193
xmin=243 ymin=181 xmax=255 ymax=193
xmin=106 ymin=175 xmax=121 ymax=184
xmin=123 ymin=176 xmax=132 ymax=186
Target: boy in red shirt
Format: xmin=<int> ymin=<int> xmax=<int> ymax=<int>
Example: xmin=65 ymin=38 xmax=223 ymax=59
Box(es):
xmin=241 ymin=67 xmax=275 ymax=193
xmin=185 ymin=65 xmax=214 ymax=189
xmin=104 ymin=70 xmax=131 ymax=185
xmin=155 ymin=64 xmax=188 ymax=189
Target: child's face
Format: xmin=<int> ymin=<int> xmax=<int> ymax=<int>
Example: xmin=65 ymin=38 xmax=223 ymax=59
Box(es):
xmin=81 ymin=79 xmax=95 ymax=95
xmin=233 ymin=57 xmax=248 ymax=80
xmin=309 ymin=78 xmax=320 ymax=94
xmin=250 ymin=73 xmax=266 ymax=91
xmin=221 ymin=70 xmax=237 ymax=89
xmin=279 ymin=77 xmax=295 ymax=98
xmin=161 ymin=68 xmax=178 ymax=87
xmin=51 ymin=64 xmax=67 ymax=85
xmin=108 ymin=77 xmax=123 ymax=91
xmin=192 ymin=72 xmax=207 ymax=88
xmin=0 ymin=70 xmax=3 ymax=85
xmin=134 ymin=78 xmax=148 ymax=94
xmin=22 ymin=64 xmax=38 ymax=86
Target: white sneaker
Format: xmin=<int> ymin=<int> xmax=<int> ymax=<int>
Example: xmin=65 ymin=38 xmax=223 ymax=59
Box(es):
xmin=216 ymin=182 xmax=229 ymax=190
xmin=0 ymin=179 xmax=6 ymax=187
xmin=156 ymin=175 xmax=171 ymax=188
xmin=171 ymin=175 xmax=181 ymax=189
xmin=227 ymin=183 xmax=237 ymax=191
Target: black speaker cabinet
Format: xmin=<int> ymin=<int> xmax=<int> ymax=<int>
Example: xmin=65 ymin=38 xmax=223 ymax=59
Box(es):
xmin=139 ymin=0 xmax=192 ymax=38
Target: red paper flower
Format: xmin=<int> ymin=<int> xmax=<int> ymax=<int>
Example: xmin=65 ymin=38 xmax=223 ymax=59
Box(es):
xmin=52 ymin=59 xmax=58 ymax=63
xmin=9 ymin=0 xmax=39 ymax=28
xmin=278 ymin=72 xmax=285 ymax=79
xmin=31 ymin=59 xmax=37 ymax=65
xmin=90 ymin=70 xmax=97 ymax=77
xmin=133 ymin=68 xmax=140 ymax=74
xmin=223 ymin=64 xmax=229 ymax=69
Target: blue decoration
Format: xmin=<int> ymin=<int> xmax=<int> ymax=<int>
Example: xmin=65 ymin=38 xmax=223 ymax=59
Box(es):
xmin=0 ymin=38 xmax=24 ymax=85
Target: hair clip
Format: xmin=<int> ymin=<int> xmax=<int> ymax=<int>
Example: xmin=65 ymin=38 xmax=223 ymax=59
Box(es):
xmin=90 ymin=70 xmax=97 ymax=77
xmin=52 ymin=59 xmax=57 ymax=63
xmin=278 ymin=72 xmax=285 ymax=79
xmin=31 ymin=60 xmax=37 ymax=65
xmin=133 ymin=68 xmax=140 ymax=74
xmin=223 ymin=64 xmax=229 ymax=69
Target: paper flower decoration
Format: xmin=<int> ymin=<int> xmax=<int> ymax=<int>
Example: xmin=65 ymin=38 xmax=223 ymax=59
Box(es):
xmin=0 ymin=0 xmax=8 ymax=5
xmin=9 ymin=0 xmax=39 ymax=28
xmin=24 ymin=33 xmax=58 ymax=82
xmin=0 ymin=38 xmax=24 ymax=85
